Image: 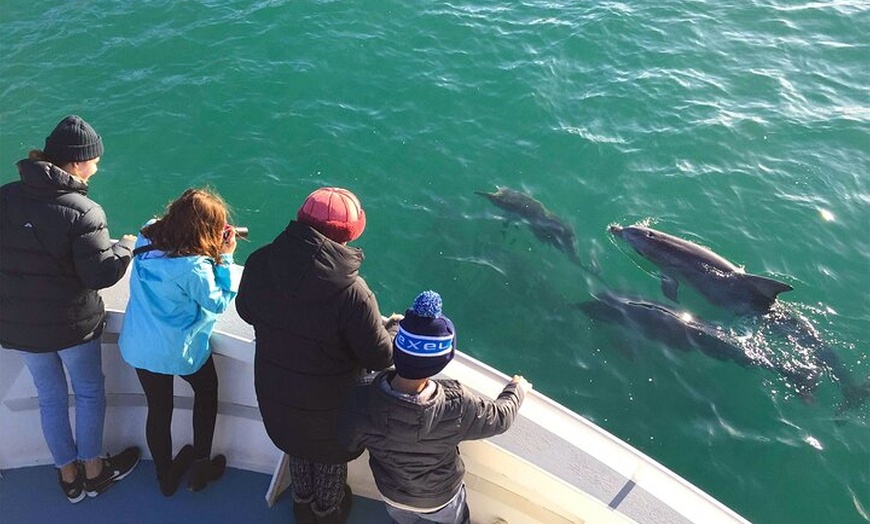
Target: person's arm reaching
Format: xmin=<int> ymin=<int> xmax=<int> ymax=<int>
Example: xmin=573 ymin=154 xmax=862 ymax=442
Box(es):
xmin=461 ymin=375 xmax=532 ymax=441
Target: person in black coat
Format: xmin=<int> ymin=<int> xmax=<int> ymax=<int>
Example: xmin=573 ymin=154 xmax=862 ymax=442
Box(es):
xmin=0 ymin=115 xmax=141 ymax=503
xmin=236 ymin=187 xmax=399 ymax=524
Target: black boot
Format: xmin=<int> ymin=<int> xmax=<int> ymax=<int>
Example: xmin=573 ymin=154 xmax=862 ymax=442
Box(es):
xmin=159 ymin=445 xmax=195 ymax=496
xmin=313 ymin=485 xmax=353 ymax=524
xmin=338 ymin=485 xmax=352 ymax=522
xmin=292 ymin=500 xmax=318 ymax=524
xmin=188 ymin=454 xmax=226 ymax=492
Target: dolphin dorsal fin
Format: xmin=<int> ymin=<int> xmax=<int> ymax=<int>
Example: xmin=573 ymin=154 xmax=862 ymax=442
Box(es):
xmin=743 ymin=274 xmax=793 ymax=300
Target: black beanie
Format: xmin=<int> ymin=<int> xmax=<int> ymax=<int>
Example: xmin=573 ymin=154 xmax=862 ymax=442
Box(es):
xmin=44 ymin=115 xmax=104 ymax=165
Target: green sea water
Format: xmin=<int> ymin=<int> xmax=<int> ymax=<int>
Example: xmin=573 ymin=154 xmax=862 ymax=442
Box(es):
xmin=1 ymin=1 xmax=868 ymax=522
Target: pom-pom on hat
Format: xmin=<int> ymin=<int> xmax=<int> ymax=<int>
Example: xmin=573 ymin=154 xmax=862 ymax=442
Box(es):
xmin=393 ymin=291 xmax=456 ymax=380
xmin=44 ymin=115 xmax=104 ymax=165
xmin=297 ymin=187 xmax=366 ymax=243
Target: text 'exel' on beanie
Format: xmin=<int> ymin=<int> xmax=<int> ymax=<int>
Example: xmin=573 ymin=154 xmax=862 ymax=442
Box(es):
xmin=394 ymin=291 xmax=456 ymax=380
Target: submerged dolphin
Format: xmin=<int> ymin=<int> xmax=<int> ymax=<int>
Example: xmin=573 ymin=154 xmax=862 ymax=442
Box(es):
xmin=476 ymin=187 xmax=582 ymax=265
xmin=576 ymin=290 xmax=770 ymax=371
xmin=765 ymin=304 xmax=870 ymax=412
xmin=609 ymin=224 xmax=793 ymax=315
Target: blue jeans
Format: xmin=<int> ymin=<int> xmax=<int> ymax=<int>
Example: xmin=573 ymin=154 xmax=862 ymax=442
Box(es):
xmin=385 ymin=485 xmax=470 ymax=524
xmin=16 ymin=339 xmax=105 ymax=468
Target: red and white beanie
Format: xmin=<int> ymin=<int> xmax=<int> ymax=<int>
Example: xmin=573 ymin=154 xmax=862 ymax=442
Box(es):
xmin=297 ymin=187 xmax=366 ymax=243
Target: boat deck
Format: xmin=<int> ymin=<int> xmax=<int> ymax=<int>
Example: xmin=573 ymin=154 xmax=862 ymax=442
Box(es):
xmin=0 ymin=462 xmax=389 ymax=524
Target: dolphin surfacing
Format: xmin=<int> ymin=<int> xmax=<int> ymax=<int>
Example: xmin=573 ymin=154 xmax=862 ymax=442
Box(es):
xmin=609 ymin=224 xmax=793 ymax=315
xmin=476 ymin=187 xmax=582 ymax=265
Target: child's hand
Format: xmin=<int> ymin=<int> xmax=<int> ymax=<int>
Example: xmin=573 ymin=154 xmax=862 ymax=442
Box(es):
xmin=510 ymin=375 xmax=532 ymax=394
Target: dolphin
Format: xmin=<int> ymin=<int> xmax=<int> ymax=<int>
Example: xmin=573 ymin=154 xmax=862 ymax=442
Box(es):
xmin=609 ymin=224 xmax=793 ymax=315
xmin=476 ymin=187 xmax=582 ymax=265
xmin=575 ymin=291 xmax=836 ymax=399
xmin=576 ymin=290 xmax=771 ymax=371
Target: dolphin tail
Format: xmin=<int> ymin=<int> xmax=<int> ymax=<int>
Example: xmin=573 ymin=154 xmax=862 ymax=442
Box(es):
xmin=743 ymin=274 xmax=793 ymax=311
xmin=567 ymin=250 xmax=607 ymax=283
xmin=583 ymin=256 xmax=602 ymax=277
xmin=836 ymin=378 xmax=870 ymax=414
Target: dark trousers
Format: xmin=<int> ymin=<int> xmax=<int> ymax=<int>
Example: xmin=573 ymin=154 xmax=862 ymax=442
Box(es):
xmin=289 ymin=457 xmax=348 ymax=513
xmin=135 ymin=356 xmax=218 ymax=478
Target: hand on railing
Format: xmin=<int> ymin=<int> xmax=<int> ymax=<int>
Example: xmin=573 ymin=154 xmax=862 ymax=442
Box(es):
xmin=510 ymin=375 xmax=533 ymax=394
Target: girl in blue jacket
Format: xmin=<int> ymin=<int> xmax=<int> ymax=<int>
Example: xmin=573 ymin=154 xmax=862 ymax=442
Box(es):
xmin=119 ymin=188 xmax=240 ymax=496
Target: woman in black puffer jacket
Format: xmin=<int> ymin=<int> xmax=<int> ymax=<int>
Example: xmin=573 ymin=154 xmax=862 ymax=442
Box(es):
xmin=0 ymin=115 xmax=141 ymax=502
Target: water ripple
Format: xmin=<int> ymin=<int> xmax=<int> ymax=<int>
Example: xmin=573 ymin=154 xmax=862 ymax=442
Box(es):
xmin=2 ymin=2 xmax=868 ymax=523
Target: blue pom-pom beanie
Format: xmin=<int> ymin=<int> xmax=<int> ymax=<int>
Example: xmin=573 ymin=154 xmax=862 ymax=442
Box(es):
xmin=393 ymin=291 xmax=456 ymax=379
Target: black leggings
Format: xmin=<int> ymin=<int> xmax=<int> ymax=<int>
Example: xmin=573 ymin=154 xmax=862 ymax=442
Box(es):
xmin=135 ymin=356 xmax=218 ymax=478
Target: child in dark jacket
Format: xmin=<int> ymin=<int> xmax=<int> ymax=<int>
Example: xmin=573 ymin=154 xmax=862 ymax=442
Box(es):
xmin=343 ymin=290 xmax=531 ymax=524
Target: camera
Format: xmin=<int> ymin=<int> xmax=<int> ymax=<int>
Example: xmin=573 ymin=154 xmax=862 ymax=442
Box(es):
xmin=223 ymin=226 xmax=249 ymax=240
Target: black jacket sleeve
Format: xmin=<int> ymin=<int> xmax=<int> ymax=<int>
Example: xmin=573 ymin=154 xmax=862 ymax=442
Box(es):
xmin=341 ymin=281 xmax=394 ymax=371
xmin=235 ymin=251 xmax=258 ymax=324
xmin=70 ymin=205 xmax=133 ymax=289
xmin=338 ymin=375 xmax=378 ymax=454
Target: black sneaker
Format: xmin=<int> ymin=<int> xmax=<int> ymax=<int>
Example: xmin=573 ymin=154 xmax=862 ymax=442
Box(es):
xmin=83 ymin=446 xmax=142 ymax=497
xmin=58 ymin=462 xmax=85 ymax=503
